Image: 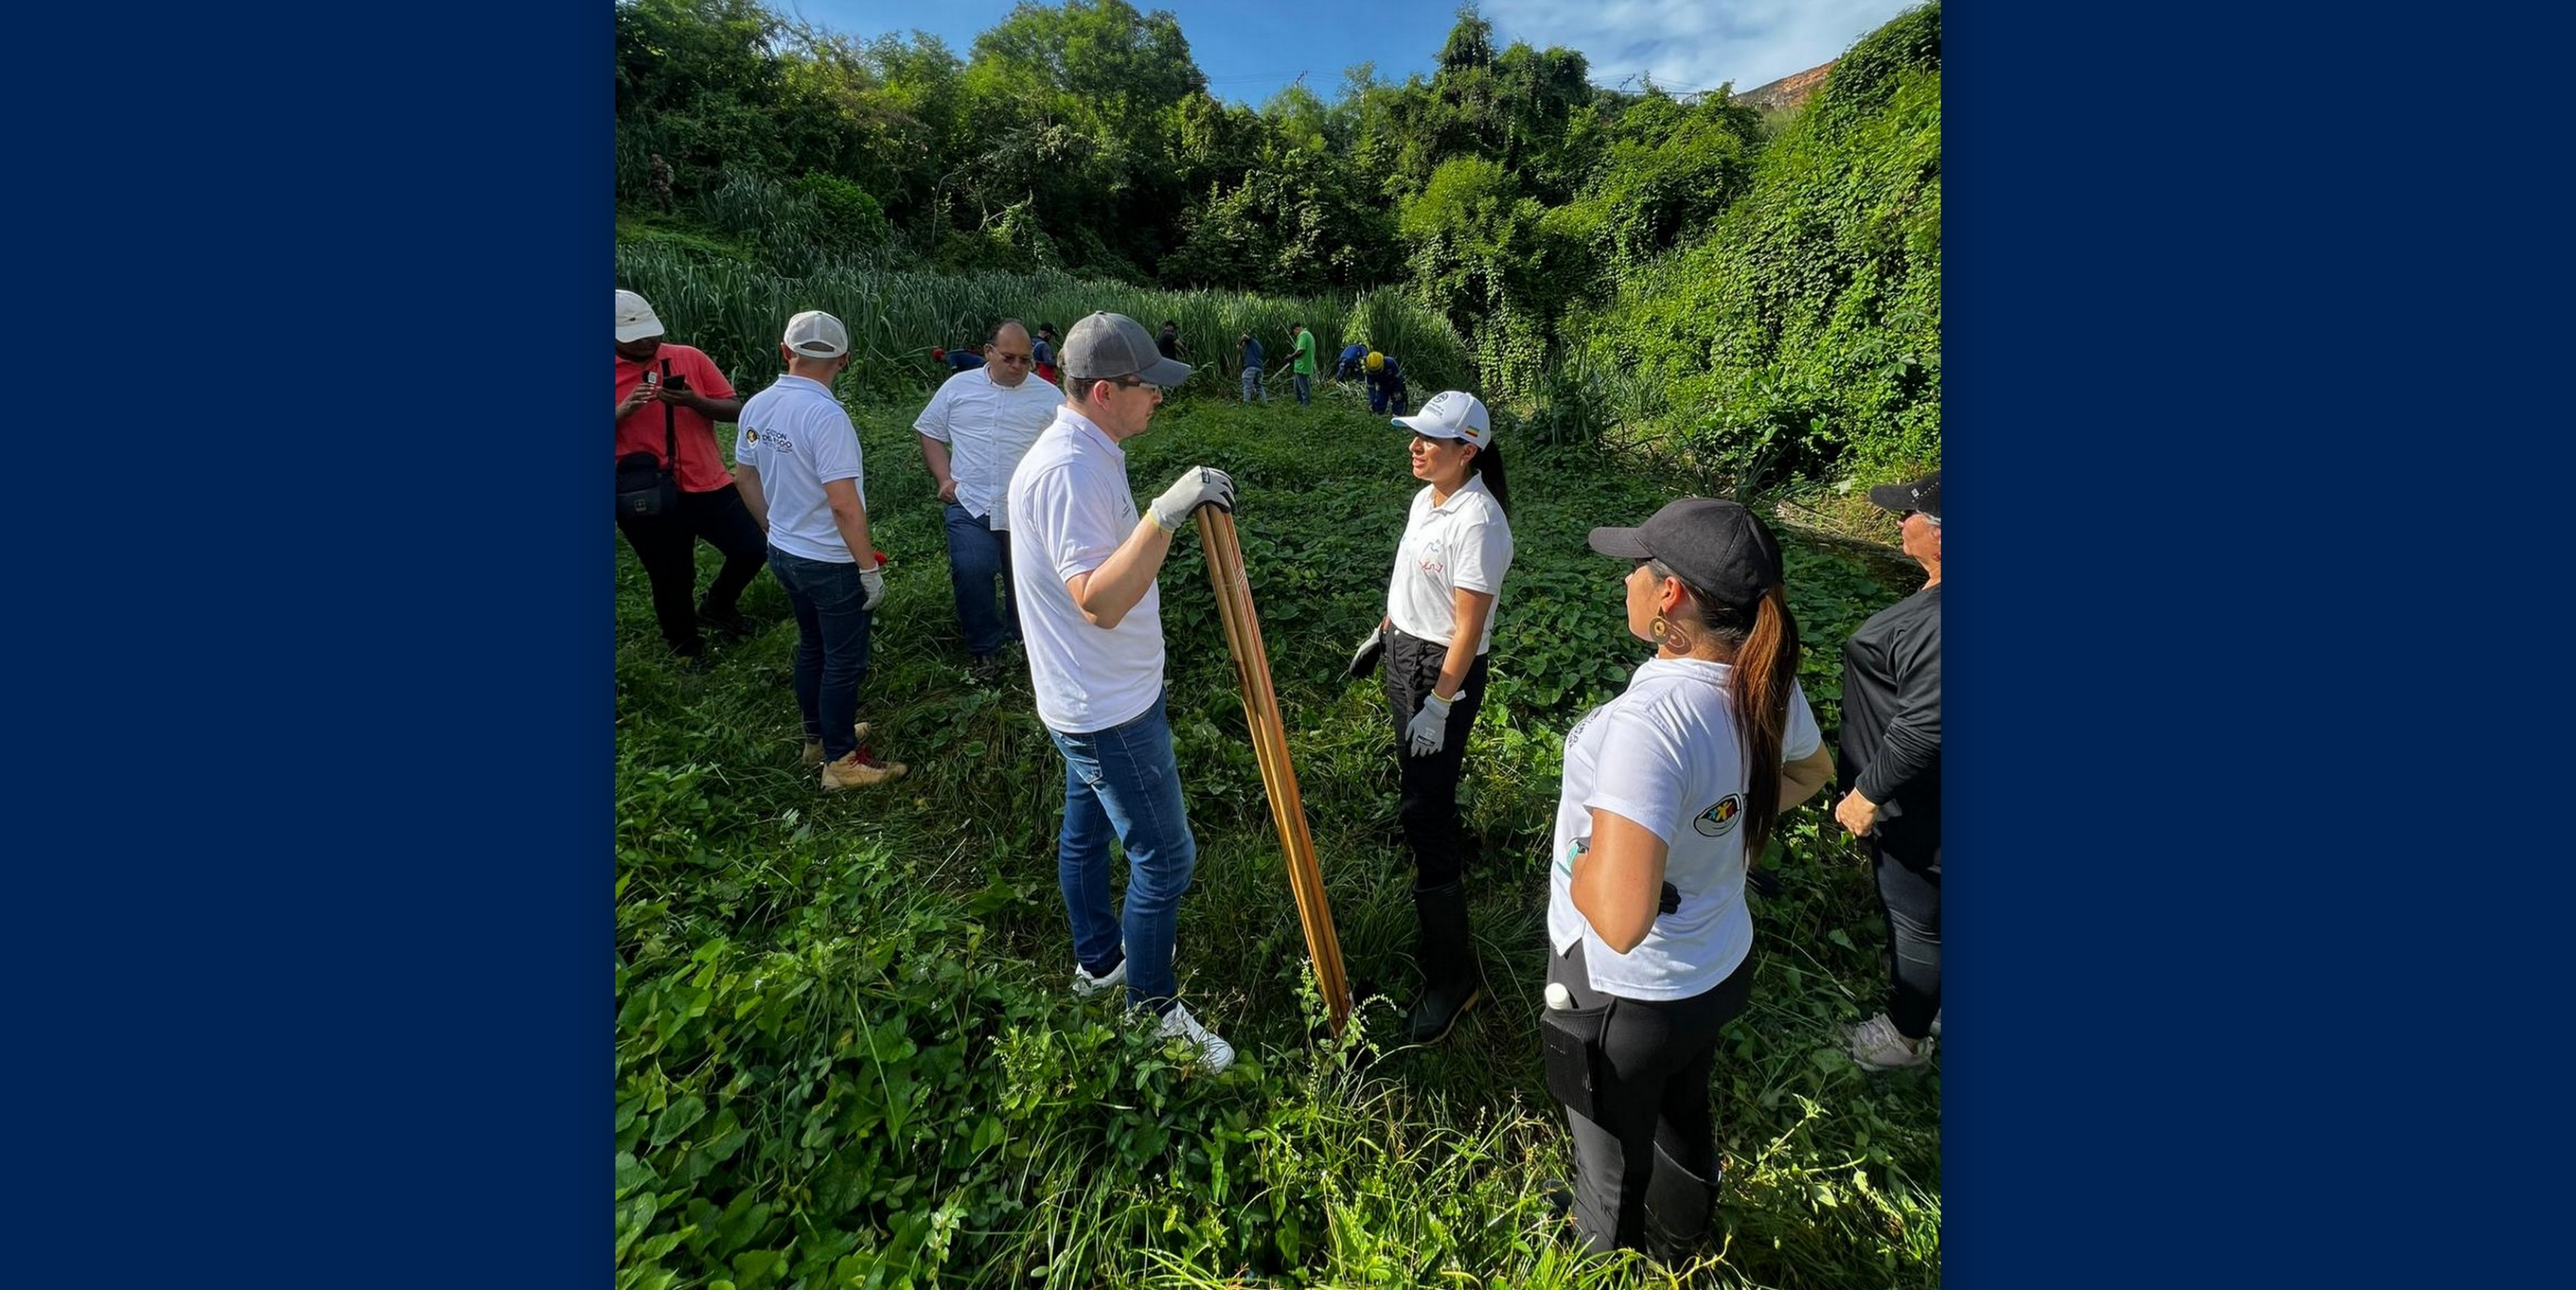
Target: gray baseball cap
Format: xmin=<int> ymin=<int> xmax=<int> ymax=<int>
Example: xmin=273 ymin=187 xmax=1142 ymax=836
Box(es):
xmin=1062 ymin=311 xmax=1193 ymax=388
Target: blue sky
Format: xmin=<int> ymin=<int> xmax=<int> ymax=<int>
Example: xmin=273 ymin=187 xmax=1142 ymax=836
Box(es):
xmin=779 ymin=1 xmax=1920 ymax=107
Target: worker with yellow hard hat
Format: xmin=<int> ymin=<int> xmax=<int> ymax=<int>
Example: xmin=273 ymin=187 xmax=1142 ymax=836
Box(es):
xmin=1364 ymin=350 xmax=1410 ymax=416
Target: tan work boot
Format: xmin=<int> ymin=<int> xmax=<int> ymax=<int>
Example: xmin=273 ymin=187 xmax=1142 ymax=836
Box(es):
xmin=801 ymin=722 xmax=872 ymax=768
xmin=820 ymin=749 xmax=906 ymax=791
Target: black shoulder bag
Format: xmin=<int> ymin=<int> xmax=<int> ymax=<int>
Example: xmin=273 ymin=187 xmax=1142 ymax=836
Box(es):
xmin=615 ymin=359 xmax=681 ymax=519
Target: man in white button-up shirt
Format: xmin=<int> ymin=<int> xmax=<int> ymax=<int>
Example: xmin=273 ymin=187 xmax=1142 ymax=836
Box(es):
xmin=915 ymin=319 xmax=1062 ymax=677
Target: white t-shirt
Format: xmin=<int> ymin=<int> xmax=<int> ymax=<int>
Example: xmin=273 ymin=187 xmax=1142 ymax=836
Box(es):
xmin=912 ymin=366 xmax=1062 ymax=530
xmin=1005 ymin=406 xmax=1165 ymax=734
xmin=1385 ymin=474 xmax=1513 ymax=653
xmin=1546 ymin=658 xmax=1822 ymax=1000
xmin=735 ymin=374 xmax=866 ymax=564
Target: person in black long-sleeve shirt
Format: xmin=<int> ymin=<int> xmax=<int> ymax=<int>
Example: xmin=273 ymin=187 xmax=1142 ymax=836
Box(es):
xmin=1836 ymin=471 xmax=1943 ymax=1070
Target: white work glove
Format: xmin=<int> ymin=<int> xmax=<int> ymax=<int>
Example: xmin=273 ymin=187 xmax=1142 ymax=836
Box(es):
xmin=1344 ymin=626 xmax=1385 ymax=680
xmin=1406 ymin=691 xmax=1453 ymax=756
xmin=1148 ymin=466 xmax=1235 ymax=532
xmin=859 ymin=561 xmax=887 ymax=612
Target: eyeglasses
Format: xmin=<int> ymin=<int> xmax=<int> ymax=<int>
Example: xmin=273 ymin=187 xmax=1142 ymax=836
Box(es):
xmin=1102 ymin=375 xmax=1165 ymax=393
xmin=989 ymin=352 xmax=1034 ymax=366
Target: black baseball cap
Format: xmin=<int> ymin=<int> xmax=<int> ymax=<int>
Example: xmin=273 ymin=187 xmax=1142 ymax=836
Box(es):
xmin=1588 ymin=498 xmax=1783 ymax=611
xmin=1867 ymin=471 xmax=1940 ymax=519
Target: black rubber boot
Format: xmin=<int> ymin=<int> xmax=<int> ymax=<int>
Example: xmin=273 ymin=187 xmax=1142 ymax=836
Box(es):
xmin=1406 ymin=880 xmax=1485 ymax=1044
xmin=1641 ymin=1142 xmax=1720 ymax=1267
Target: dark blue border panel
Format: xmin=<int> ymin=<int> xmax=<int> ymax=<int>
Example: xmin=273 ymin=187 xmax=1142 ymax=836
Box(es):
xmin=1955 ymin=2 xmax=2565 ymax=1285
xmin=14 ymin=5 xmax=598 ymax=1283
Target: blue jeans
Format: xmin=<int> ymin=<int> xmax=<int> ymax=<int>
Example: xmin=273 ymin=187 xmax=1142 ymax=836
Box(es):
xmin=1048 ymin=693 xmax=1196 ymax=1014
xmin=942 ymin=504 xmax=1018 ymax=657
xmin=1369 ymin=383 xmax=1408 ymax=415
xmin=1293 ymin=374 xmax=1311 ymax=405
xmin=1240 ymin=369 xmax=1267 ymax=404
xmin=767 ymin=548 xmax=873 ymax=762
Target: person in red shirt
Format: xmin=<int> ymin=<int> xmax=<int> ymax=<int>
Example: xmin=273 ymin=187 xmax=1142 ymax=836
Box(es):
xmin=615 ymin=289 xmax=766 ymax=659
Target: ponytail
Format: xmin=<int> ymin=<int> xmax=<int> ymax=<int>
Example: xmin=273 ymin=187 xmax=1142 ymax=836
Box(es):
xmin=1470 ymin=441 xmax=1513 ymax=519
xmin=1725 ymin=586 xmax=1799 ymax=860
xmin=1649 ymin=564 xmax=1802 ymax=858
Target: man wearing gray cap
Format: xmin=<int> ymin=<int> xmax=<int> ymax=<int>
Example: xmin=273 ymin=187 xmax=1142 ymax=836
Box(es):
xmin=733 ymin=310 xmax=907 ymax=791
xmin=1005 ymin=310 xmax=1237 ymax=1072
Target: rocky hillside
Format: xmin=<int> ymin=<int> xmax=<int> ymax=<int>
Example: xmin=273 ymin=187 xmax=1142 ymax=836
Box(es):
xmin=1734 ymin=59 xmax=1833 ymax=113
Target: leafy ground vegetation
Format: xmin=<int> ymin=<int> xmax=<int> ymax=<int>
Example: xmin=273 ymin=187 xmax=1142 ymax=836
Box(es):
xmin=615 ymin=389 xmax=1939 ymax=1289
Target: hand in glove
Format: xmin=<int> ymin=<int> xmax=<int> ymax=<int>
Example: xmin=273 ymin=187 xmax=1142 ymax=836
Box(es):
xmin=1148 ymin=465 xmax=1235 ymax=532
xmin=1405 ymin=691 xmax=1453 ymax=756
xmin=1344 ymin=626 xmax=1385 ymax=680
xmin=860 ymin=561 xmax=887 ymax=612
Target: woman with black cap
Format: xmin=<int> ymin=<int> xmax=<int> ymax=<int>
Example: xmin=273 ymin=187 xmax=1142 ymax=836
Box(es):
xmin=1345 ymin=389 xmax=1513 ymax=1045
xmin=1837 ymin=471 xmax=1943 ymax=1070
xmin=1541 ymin=497 xmax=1837 ymax=1261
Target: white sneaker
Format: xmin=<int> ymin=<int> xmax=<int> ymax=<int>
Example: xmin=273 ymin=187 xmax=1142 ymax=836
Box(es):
xmin=1847 ymin=1013 xmax=1931 ymax=1070
xmin=1070 ymin=956 xmax=1127 ymax=999
xmin=1156 ymin=1003 xmax=1236 ymax=1073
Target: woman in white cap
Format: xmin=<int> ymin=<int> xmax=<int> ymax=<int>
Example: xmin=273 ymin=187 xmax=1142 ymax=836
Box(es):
xmin=1540 ymin=498 xmax=1837 ymax=1261
xmin=1345 ymin=389 xmax=1513 ymax=1045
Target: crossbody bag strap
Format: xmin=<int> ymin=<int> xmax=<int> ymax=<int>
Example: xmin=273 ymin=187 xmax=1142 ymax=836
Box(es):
xmin=660 ymin=359 xmax=680 ymax=477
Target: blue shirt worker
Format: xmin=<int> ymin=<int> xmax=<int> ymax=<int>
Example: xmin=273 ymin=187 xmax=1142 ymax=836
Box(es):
xmin=1238 ymin=333 xmax=1267 ymax=404
xmin=1365 ymin=350 xmax=1410 ymax=416
xmin=1335 ymin=341 xmax=1371 ymax=383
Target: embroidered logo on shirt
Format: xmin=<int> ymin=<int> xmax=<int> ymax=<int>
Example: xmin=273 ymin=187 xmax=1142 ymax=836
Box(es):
xmin=1692 ymin=794 xmax=1743 ymax=837
xmin=743 ymin=428 xmax=758 ymax=444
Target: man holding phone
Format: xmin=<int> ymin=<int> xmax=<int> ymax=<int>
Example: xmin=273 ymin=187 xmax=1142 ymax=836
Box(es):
xmin=615 ymin=289 xmax=761 ymax=661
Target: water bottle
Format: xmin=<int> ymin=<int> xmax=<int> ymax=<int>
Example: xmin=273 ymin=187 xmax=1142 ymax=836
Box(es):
xmin=1545 ymin=982 xmax=1574 ymax=1011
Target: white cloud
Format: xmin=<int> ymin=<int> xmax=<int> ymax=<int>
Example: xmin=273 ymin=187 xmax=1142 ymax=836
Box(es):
xmin=1481 ymin=0 xmax=1922 ymax=96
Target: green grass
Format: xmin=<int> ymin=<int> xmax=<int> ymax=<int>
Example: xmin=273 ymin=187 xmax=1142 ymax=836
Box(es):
xmin=615 ymin=389 xmax=1938 ymax=1289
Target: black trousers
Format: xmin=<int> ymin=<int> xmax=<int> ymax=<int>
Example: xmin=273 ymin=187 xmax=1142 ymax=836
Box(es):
xmin=1548 ymin=940 xmax=1755 ymax=1258
xmin=615 ymin=483 xmax=766 ymax=654
xmin=1382 ymin=628 xmax=1489 ymax=887
xmin=1871 ymin=828 xmax=1942 ymax=1039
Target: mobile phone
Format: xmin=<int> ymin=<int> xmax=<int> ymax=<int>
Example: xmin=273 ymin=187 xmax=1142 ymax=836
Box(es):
xmin=664 ymin=374 xmax=691 ymax=392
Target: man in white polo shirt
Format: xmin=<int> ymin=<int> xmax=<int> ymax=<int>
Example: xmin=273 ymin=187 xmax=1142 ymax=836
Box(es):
xmin=732 ymin=310 xmax=908 ymax=791
xmin=915 ymin=318 xmax=1061 ymax=680
xmin=1006 ymin=310 xmax=1238 ymax=1073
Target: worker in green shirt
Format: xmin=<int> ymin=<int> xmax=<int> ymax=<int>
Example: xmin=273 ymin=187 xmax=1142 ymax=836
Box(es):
xmin=1288 ymin=322 xmax=1317 ymax=406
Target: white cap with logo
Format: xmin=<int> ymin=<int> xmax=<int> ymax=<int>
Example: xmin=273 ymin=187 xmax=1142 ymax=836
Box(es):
xmin=1392 ymin=389 xmax=1492 ymax=449
xmin=782 ymin=310 xmax=851 ymax=359
xmin=615 ymin=289 xmax=664 ymax=343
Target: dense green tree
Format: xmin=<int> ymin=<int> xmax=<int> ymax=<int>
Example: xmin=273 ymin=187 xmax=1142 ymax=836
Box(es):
xmin=611 ymin=0 xmax=1943 ymax=481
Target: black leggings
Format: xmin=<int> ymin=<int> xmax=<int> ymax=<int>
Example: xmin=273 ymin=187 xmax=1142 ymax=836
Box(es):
xmin=615 ymin=483 xmax=767 ymax=653
xmin=1547 ymin=940 xmax=1755 ymax=1258
xmin=1382 ymin=628 xmax=1489 ymax=887
xmin=1872 ymin=833 xmax=1942 ymax=1039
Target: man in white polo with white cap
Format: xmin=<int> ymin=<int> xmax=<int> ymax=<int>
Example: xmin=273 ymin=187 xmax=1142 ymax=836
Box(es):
xmin=733 ymin=310 xmax=907 ymax=790
xmin=1006 ymin=310 xmax=1237 ymax=1072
